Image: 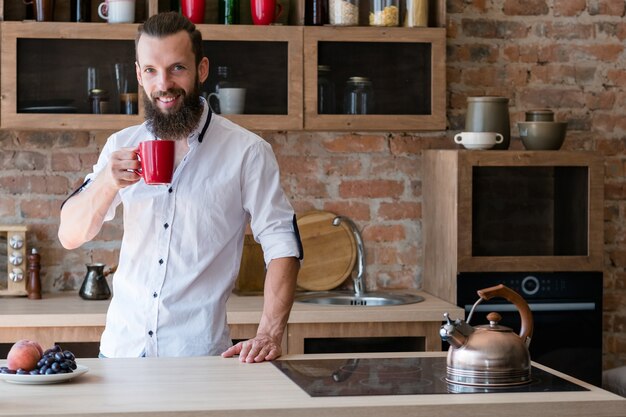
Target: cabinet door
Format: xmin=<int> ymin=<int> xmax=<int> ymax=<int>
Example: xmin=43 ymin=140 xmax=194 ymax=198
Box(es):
xmin=197 ymin=25 xmax=303 ymax=131
xmin=1 ymin=22 xmax=143 ymax=131
xmin=303 ymin=26 xmax=446 ymax=131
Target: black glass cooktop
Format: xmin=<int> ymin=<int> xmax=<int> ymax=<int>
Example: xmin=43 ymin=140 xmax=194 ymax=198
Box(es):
xmin=272 ymin=356 xmax=589 ymax=396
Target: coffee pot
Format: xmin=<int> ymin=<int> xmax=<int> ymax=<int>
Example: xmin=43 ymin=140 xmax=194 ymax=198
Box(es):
xmin=440 ymin=284 xmax=534 ymax=386
xmin=79 ymin=263 xmax=116 ymax=300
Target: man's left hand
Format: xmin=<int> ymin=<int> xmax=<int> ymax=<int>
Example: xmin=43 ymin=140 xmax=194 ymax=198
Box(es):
xmin=221 ymin=334 xmax=282 ymax=363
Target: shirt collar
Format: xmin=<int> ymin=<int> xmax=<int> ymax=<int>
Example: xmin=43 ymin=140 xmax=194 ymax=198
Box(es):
xmin=186 ymin=97 xmax=212 ymax=146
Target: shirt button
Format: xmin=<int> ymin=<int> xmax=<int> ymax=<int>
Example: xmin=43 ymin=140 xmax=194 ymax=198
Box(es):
xmin=153 ymin=292 xmax=158 ymax=298
xmin=158 ymin=259 xmax=164 ymax=265
xmin=164 ymin=223 xmax=169 ymax=229
xmin=148 ymin=330 xmax=154 ymax=336
xmin=168 ymin=187 xmax=173 ymax=193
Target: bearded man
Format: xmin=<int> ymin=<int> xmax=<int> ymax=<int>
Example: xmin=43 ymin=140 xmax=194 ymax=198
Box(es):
xmin=58 ymin=12 xmax=301 ymax=362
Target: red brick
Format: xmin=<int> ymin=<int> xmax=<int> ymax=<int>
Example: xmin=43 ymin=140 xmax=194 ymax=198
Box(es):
xmin=89 ymin=249 xmax=121 ymax=267
xmin=519 ymin=88 xmax=586 ymax=109
xmin=607 ymin=69 xmax=626 ymax=87
xmin=503 ymin=0 xmax=548 ymax=15
xmin=323 ymin=157 xmax=362 ymax=176
xmin=0 ymin=198 xmax=15 ymax=217
xmin=292 ymin=177 xmax=329 ymax=199
xmin=604 ymin=183 xmax=626 ymax=200
xmin=554 ymin=0 xmax=586 ymax=16
xmin=323 ymin=134 xmax=387 ymax=153
xmin=604 ymin=159 xmax=625 ymax=179
xmin=322 ymin=201 xmax=371 ymax=221
xmin=292 ymin=201 xmax=317 ymax=214
xmin=586 ymin=91 xmax=616 ymax=110
xmin=548 ymin=22 xmax=594 ymax=40
xmin=570 ymin=44 xmax=624 ymax=62
xmin=370 ymin=155 xmax=419 ymax=178
xmin=461 ymin=19 xmax=497 ymax=38
xmin=362 ymin=224 xmax=406 ymax=242
xmin=19 ymin=199 xmax=55 ymax=219
xmin=378 ymin=202 xmax=421 ymax=220
xmin=389 ymin=135 xmax=422 ymax=154
xmin=589 ymin=0 xmax=625 ymax=16
xmin=276 ymin=156 xmax=318 ymax=175
xmin=339 ymin=180 xmax=404 ymax=199
xmin=51 ymin=153 xmax=82 ymax=172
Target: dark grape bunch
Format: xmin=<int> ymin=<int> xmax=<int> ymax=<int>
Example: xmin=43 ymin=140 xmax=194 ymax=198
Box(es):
xmin=1 ymin=345 xmax=77 ymax=376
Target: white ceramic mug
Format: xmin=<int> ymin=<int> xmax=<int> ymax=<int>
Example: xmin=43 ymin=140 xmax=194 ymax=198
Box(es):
xmin=98 ymin=0 xmax=135 ymax=23
xmin=454 ymin=131 xmax=503 ymax=150
xmin=208 ymin=88 xmax=246 ymax=115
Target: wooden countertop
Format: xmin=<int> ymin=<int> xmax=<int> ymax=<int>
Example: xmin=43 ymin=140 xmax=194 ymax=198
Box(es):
xmin=0 ymin=352 xmax=623 ymax=417
xmin=0 ymin=290 xmax=463 ymax=327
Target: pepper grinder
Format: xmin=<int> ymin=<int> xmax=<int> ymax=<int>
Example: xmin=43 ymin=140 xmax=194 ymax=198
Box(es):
xmin=27 ymin=248 xmax=42 ymax=300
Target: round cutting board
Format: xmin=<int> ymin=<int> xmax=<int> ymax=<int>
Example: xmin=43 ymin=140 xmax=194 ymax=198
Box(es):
xmin=296 ymin=211 xmax=357 ymax=291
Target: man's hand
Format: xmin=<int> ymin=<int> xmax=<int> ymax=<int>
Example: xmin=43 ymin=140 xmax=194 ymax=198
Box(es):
xmin=221 ymin=334 xmax=282 ymax=363
xmin=104 ymin=146 xmax=142 ymax=189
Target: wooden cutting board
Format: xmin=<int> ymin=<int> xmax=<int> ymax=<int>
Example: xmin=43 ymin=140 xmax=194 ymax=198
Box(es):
xmin=296 ymin=211 xmax=357 ymax=291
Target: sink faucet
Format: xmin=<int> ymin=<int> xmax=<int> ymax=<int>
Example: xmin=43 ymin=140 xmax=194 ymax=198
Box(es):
xmin=332 ymin=216 xmax=366 ymax=296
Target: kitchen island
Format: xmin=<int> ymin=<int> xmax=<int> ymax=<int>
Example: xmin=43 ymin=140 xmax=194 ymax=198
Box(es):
xmin=0 ymin=352 xmax=623 ymax=417
xmin=0 ymin=291 xmax=462 ymax=354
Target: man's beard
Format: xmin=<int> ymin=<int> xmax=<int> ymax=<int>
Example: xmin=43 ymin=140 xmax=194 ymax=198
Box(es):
xmin=144 ymin=83 xmax=203 ymax=140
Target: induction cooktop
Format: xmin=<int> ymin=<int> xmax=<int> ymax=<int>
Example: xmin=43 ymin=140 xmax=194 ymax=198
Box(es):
xmin=272 ymin=356 xmax=589 ymax=397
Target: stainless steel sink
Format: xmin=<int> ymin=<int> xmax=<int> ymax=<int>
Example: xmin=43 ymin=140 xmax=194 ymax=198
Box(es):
xmin=295 ymin=291 xmax=425 ymax=306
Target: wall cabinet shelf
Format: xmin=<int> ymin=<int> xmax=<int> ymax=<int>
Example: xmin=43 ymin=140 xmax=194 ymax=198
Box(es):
xmin=0 ymin=0 xmax=446 ymax=132
xmin=422 ymin=150 xmax=604 ymax=304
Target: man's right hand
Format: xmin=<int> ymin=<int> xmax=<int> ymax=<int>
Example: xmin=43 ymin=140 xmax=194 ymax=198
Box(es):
xmin=103 ymin=146 xmax=142 ymax=190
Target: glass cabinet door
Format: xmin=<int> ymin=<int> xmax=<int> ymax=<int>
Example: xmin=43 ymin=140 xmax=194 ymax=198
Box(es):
xmin=303 ymin=26 xmax=446 ymax=131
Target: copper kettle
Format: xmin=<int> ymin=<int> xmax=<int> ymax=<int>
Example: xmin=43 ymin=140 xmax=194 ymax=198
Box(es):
xmin=440 ymin=284 xmax=534 ymax=386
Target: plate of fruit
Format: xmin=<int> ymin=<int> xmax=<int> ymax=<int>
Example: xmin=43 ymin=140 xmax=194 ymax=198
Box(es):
xmin=0 ymin=340 xmax=88 ymax=385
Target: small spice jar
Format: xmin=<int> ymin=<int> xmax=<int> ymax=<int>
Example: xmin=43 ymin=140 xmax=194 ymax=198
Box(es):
xmin=329 ymin=0 xmax=359 ymax=26
xmin=343 ymin=76 xmax=374 ymax=114
xmin=89 ymin=88 xmax=110 ymax=114
xmin=369 ymin=0 xmax=399 ymax=26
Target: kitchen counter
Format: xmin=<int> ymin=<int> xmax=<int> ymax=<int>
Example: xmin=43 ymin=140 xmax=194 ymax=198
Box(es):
xmin=0 ymin=352 xmax=623 ymax=417
xmin=0 ymin=291 xmax=462 ymax=353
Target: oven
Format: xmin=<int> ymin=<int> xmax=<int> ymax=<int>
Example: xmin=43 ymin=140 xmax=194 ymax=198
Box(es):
xmin=456 ymin=271 xmax=602 ymax=386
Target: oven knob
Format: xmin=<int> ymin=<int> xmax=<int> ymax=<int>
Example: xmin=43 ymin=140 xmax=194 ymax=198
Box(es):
xmin=9 ymin=234 xmax=24 ymax=249
xmin=521 ymin=275 xmax=540 ymax=296
xmin=9 ymin=268 xmax=24 ymax=282
xmin=9 ymin=251 xmax=23 ymax=266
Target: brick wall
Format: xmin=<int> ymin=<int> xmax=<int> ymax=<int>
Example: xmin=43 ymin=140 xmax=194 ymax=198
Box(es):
xmin=0 ymin=0 xmax=624 ymax=368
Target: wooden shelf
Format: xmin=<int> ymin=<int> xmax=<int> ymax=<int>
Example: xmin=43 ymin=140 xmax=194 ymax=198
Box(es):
xmin=422 ymin=150 xmax=604 ymax=304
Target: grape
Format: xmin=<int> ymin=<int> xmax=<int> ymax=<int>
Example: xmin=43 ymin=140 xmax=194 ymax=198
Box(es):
xmin=4 ymin=344 xmax=77 ymax=377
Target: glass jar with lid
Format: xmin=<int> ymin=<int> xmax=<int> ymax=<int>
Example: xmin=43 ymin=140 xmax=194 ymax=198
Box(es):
xmin=318 ymin=65 xmax=336 ymax=114
xmin=329 ymin=0 xmax=359 ymax=26
xmin=343 ymin=76 xmax=374 ymax=114
xmin=369 ymin=0 xmax=399 ymax=26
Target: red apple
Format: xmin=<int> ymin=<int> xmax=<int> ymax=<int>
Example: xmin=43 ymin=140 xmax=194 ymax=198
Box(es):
xmin=6 ymin=339 xmax=43 ymax=371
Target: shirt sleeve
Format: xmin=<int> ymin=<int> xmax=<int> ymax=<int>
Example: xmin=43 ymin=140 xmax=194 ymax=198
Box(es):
xmin=83 ymin=134 xmax=122 ymax=222
xmin=241 ymin=140 xmax=302 ymax=265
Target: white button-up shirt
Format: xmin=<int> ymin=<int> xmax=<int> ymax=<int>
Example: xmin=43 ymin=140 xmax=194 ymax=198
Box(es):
xmin=86 ymin=102 xmax=300 ymax=357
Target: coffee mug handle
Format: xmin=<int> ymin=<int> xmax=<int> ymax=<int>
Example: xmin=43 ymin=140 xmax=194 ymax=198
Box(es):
xmin=275 ymin=1 xmax=283 ymax=19
xmin=207 ymin=92 xmax=220 ymax=114
xmin=133 ymin=148 xmax=144 ymax=179
xmin=495 ymin=133 xmax=504 ymax=144
xmin=454 ymin=133 xmax=464 ymax=144
xmin=98 ymin=2 xmax=109 ymax=19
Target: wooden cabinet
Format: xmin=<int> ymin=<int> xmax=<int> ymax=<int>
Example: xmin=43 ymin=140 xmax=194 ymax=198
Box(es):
xmin=303 ymin=26 xmax=445 ymax=131
xmin=0 ymin=1 xmax=445 ymax=131
xmin=422 ymin=150 xmax=604 ymax=304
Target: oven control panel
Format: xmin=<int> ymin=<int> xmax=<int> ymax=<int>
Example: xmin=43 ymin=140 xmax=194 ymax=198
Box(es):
xmin=457 ymin=271 xmax=602 ymax=301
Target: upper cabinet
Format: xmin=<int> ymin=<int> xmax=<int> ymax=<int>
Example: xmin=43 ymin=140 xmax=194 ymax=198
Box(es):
xmin=0 ymin=0 xmax=446 ymax=132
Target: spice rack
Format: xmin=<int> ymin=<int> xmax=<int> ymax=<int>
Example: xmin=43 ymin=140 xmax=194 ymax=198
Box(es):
xmin=0 ymin=0 xmax=446 ymax=132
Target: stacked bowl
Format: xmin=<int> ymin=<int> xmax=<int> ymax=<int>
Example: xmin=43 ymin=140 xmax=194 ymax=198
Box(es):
xmin=518 ymin=109 xmax=567 ymax=150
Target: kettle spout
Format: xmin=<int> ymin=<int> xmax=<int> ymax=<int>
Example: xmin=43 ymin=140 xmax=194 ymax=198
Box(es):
xmin=440 ymin=312 xmax=473 ymax=348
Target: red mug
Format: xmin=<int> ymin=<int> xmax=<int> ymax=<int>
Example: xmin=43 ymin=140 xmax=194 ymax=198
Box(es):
xmin=181 ymin=0 xmax=205 ymax=24
xmin=136 ymin=140 xmax=175 ymax=185
xmin=251 ymin=0 xmax=283 ymax=25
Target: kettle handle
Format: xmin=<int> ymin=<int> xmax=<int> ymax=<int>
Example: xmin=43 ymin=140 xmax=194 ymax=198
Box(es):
xmin=477 ymin=284 xmax=534 ymax=346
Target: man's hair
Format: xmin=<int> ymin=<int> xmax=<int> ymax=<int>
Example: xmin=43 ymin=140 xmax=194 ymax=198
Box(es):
xmin=136 ymin=12 xmax=204 ymax=67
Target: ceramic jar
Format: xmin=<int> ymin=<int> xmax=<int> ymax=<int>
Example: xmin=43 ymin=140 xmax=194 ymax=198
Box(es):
xmin=465 ymin=96 xmax=511 ymax=150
